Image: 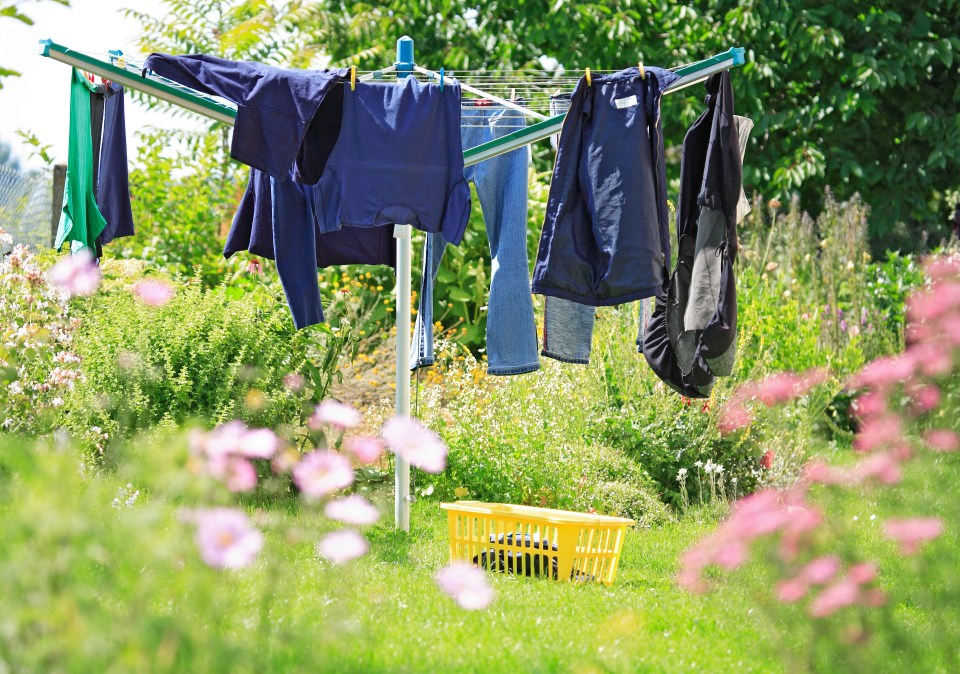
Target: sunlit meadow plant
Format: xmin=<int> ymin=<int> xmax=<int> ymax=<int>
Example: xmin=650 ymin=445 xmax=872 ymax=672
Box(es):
xmin=0 ymin=231 xmax=91 ymax=435
xmin=678 ymin=252 xmax=960 ymax=671
xmin=412 ymin=344 xmax=674 ymax=526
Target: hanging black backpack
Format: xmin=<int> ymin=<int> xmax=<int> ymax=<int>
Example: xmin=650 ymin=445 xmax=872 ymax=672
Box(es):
xmin=641 ymin=72 xmax=745 ymax=398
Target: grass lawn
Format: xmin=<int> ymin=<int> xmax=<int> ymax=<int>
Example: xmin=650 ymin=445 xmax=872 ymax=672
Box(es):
xmin=233 ymin=500 xmax=784 ymax=673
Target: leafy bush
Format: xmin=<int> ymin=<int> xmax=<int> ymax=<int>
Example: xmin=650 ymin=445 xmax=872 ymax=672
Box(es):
xmin=61 ymin=264 xmax=315 ymax=452
xmin=412 ymin=345 xmax=671 ymax=525
xmin=119 ymin=128 xmax=245 ymax=286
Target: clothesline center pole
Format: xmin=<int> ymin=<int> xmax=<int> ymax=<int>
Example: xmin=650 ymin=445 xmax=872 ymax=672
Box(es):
xmin=393 ymin=35 xmax=415 ymax=532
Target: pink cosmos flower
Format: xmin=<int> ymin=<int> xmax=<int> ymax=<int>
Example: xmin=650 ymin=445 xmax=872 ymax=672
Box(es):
xmin=309 ymin=400 xmax=361 ymax=430
xmin=803 ymin=460 xmax=850 ymax=486
xmin=884 ymin=517 xmax=944 ymax=555
xmin=809 ymin=580 xmax=860 ymax=617
xmin=193 ymin=508 xmax=264 ymax=570
xmin=48 ymin=249 xmax=101 ymax=296
xmin=237 ymin=428 xmax=279 ymax=459
xmin=854 ymin=452 xmax=903 ymax=485
xmin=752 ymin=373 xmax=798 ymax=406
xmin=847 ymin=561 xmax=878 ymax=585
xmin=908 ymin=342 xmax=954 ymax=377
xmin=325 ymin=495 xmax=380 ymax=526
xmin=713 ymin=540 xmax=749 ymax=570
xmin=776 ymin=577 xmax=809 ymax=603
xmin=292 ymin=450 xmax=354 ymax=499
xmin=907 ymin=281 xmax=960 ymax=322
xmin=779 ymin=504 xmax=824 ymax=561
xmin=729 ymin=490 xmax=789 ymax=537
xmin=863 ymin=588 xmax=888 ymax=607
xmin=317 ymin=529 xmax=369 ymax=564
xmin=800 ymin=555 xmax=841 ymax=585
xmin=909 ymin=384 xmax=941 ymax=412
xmin=852 ymin=354 xmax=916 ymax=391
xmin=850 ymin=391 xmax=888 ymax=420
xmin=718 ymin=403 xmax=751 ymax=435
xmin=435 ymin=562 xmax=495 ymax=610
xmin=200 ymin=421 xmax=247 ymax=460
xmin=382 ymin=416 xmax=448 ymax=473
xmin=924 ymin=429 xmax=960 ymax=452
xmin=925 ymin=255 xmax=960 ymax=281
xmin=225 ymin=457 xmax=258 ymax=492
xmin=133 ymin=278 xmax=175 ymax=306
xmin=345 ymin=436 xmax=383 ymax=464
xmin=853 ymin=415 xmax=903 ymax=453
xmin=283 ymin=372 xmax=305 ymax=392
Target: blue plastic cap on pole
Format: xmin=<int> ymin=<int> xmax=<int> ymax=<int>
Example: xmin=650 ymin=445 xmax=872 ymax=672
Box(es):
xmin=396 ymin=35 xmax=414 ymax=77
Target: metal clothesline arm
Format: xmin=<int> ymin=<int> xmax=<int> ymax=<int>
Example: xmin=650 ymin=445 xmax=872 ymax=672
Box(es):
xmin=38 ymin=41 xmax=399 ymax=126
xmin=463 ymin=46 xmax=746 ymax=167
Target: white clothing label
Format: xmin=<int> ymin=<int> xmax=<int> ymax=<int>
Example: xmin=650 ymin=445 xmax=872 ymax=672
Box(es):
xmin=614 ymin=95 xmax=638 ymax=109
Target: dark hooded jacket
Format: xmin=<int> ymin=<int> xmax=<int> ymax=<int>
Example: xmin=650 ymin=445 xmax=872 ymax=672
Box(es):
xmin=641 ymin=71 xmax=743 ymax=397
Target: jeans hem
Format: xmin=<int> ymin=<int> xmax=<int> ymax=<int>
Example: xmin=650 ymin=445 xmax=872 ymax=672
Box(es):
xmin=540 ymin=349 xmax=589 ymax=365
xmin=410 ymin=358 xmax=435 ymax=371
xmin=487 ymin=362 xmax=541 ymax=376
xmin=532 ymin=283 xmax=658 ymax=307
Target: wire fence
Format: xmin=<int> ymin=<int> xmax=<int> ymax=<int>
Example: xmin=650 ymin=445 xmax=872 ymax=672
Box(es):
xmin=0 ymin=164 xmax=55 ymax=254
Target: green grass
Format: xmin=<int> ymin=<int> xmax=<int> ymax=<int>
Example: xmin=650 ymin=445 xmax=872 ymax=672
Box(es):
xmin=3 ymin=430 xmax=959 ymax=673
xmin=239 ymin=501 xmax=783 ymax=674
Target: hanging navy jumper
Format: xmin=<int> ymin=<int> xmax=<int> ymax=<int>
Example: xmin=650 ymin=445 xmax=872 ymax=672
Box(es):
xmin=142 ymin=53 xmax=347 ymax=183
xmin=532 ymin=66 xmax=678 ymax=306
xmin=312 ymin=78 xmax=470 ymax=245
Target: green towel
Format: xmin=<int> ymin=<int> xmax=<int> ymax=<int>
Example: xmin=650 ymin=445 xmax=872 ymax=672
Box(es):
xmin=55 ymin=68 xmax=107 ymax=253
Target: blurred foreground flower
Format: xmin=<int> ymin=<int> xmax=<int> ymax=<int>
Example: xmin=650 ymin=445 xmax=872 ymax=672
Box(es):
xmin=435 ymin=562 xmax=494 ymax=610
xmin=132 ymin=278 xmax=175 ymax=306
xmin=309 ymin=400 xmax=361 ymax=430
xmin=884 ymin=518 xmax=944 ymax=555
xmin=293 ymin=450 xmax=354 ymax=499
xmin=192 ymin=508 xmax=263 ymax=570
xmin=325 ymin=495 xmax=380 ymax=525
xmin=190 ymin=423 xmax=279 ymax=492
xmin=345 ymin=436 xmax=383 ymax=464
xmin=382 ymin=416 xmax=447 ymax=473
xmin=283 ymin=372 xmax=305 ymax=392
xmin=48 ymin=250 xmax=101 ymax=297
xmin=317 ymin=529 xmax=368 ymax=564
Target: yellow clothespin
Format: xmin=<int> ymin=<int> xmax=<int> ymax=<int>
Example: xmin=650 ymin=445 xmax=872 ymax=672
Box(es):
xmin=585 ymin=68 xmax=592 ymax=86
xmin=350 ymin=65 xmax=356 ymax=91
xmin=638 ymin=62 xmax=645 ymax=80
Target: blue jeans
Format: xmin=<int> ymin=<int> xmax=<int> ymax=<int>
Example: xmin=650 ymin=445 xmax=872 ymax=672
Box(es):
xmin=411 ymin=103 xmax=539 ymax=376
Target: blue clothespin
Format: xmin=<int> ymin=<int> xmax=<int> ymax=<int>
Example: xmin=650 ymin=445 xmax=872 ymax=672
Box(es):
xmin=439 ymin=67 xmax=444 ymax=92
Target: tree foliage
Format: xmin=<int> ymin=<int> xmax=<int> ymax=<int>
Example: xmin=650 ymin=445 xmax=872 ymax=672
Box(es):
xmin=314 ymin=0 xmax=959 ymax=249
xmin=127 ymin=0 xmax=959 ymax=249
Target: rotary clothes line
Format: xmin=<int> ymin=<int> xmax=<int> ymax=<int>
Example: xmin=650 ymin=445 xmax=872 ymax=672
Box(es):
xmin=39 ymin=36 xmax=746 ymax=531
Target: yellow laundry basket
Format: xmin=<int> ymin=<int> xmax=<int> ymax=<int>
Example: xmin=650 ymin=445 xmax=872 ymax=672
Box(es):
xmin=440 ymin=501 xmax=634 ymax=585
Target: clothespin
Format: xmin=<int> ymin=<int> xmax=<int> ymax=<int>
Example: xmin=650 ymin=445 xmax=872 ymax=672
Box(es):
xmin=510 ymin=87 xmax=516 ymax=101
xmin=638 ymin=62 xmax=645 ymax=80
xmin=350 ymin=65 xmax=356 ymax=91
xmin=585 ymin=68 xmax=592 ymax=86
xmin=439 ymin=67 xmax=445 ymax=91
